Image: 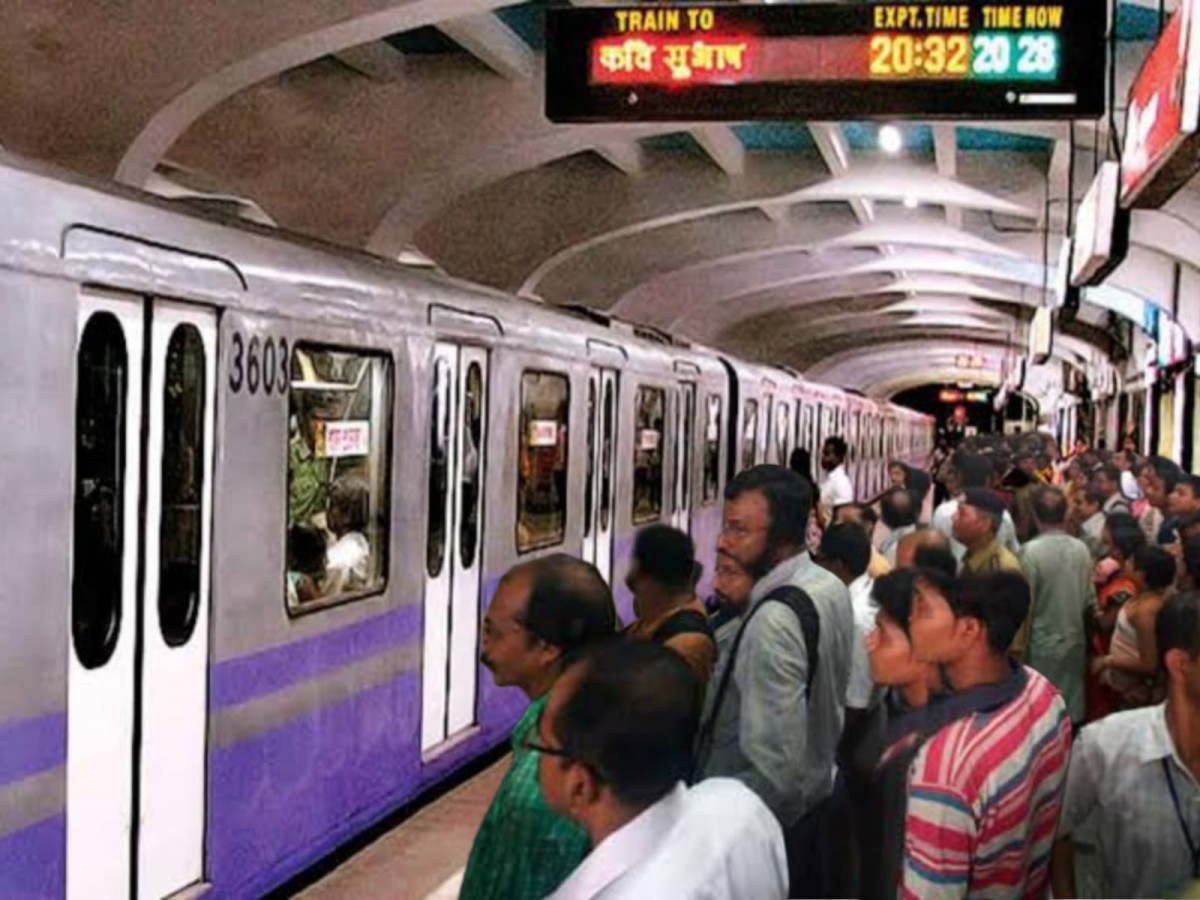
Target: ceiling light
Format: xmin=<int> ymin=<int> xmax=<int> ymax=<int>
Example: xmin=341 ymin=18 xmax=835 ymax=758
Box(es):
xmin=903 ymin=194 xmax=919 ymax=209
xmin=879 ymin=124 xmax=903 ymax=155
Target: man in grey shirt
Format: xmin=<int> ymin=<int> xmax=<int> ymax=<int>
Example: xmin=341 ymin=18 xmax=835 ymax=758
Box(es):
xmin=696 ymin=465 xmax=853 ymax=898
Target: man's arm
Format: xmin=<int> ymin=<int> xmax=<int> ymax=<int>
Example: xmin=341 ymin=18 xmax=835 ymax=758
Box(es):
xmin=733 ymin=604 xmax=809 ymax=820
xmin=1048 ymin=723 xmax=1101 ymax=900
xmin=1050 ymin=836 xmax=1078 ymax=899
xmin=900 ymin=774 xmax=976 ymax=900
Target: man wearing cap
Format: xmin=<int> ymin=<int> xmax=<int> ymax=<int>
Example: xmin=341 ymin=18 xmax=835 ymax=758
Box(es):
xmin=954 ymin=487 xmax=1030 ymax=658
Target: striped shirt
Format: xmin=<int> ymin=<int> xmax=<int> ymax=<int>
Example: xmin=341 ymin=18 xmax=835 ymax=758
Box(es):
xmin=901 ymin=666 xmax=1071 ymax=900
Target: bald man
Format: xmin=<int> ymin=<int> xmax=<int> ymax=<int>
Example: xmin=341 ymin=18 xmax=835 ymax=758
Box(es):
xmin=894 ymin=528 xmax=952 ymax=570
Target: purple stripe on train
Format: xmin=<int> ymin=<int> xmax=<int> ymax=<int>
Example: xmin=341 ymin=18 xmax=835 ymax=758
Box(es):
xmin=0 ymin=713 xmax=65 ymax=788
xmin=0 ymin=815 xmax=64 ymax=899
xmin=209 ymin=602 xmax=424 ymax=709
xmin=205 ymin=666 xmax=526 ymax=899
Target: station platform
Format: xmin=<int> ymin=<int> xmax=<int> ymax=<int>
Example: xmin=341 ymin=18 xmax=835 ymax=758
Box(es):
xmin=294 ymin=758 xmax=508 ymax=900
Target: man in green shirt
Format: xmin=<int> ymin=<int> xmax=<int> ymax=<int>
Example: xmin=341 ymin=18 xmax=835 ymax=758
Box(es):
xmin=459 ymin=554 xmax=617 ymax=900
xmin=288 ymin=411 xmax=328 ymax=527
xmin=1020 ymin=486 xmax=1095 ymax=726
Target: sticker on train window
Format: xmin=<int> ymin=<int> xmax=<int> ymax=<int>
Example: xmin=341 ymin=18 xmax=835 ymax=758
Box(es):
xmin=528 ymin=419 xmax=560 ymax=447
xmin=315 ymin=420 xmax=371 ymax=458
xmin=638 ymin=428 xmax=661 ymax=451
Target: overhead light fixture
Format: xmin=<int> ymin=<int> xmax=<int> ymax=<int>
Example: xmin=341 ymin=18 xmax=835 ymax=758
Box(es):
xmin=879 ymin=124 xmax=903 ymax=155
xmin=903 ymin=194 xmax=919 ymax=209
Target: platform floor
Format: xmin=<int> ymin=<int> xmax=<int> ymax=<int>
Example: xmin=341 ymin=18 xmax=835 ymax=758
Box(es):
xmin=295 ymin=757 xmax=508 ymax=900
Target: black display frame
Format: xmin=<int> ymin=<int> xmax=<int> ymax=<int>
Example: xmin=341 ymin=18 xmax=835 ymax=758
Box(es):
xmin=545 ymin=2 xmax=1107 ymax=123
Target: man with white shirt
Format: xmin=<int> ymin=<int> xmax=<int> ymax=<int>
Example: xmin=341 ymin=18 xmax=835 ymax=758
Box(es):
xmin=1051 ymin=590 xmax=1200 ymax=898
xmin=818 ymin=436 xmax=854 ymax=525
xmin=816 ymin=523 xmax=875 ymax=715
xmin=932 ymin=452 xmax=1019 ymax=562
xmin=539 ymin=642 xmax=787 ymax=900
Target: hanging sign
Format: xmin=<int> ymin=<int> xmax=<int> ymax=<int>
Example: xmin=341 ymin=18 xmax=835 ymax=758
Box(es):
xmin=1121 ymin=0 xmax=1200 ymax=207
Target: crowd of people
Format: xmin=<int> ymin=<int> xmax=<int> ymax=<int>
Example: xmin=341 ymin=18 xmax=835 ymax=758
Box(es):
xmin=453 ymin=430 xmax=1200 ymax=900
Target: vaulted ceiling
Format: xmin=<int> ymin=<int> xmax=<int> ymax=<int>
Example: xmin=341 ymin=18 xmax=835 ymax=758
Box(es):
xmin=2 ymin=0 xmax=1192 ymax=403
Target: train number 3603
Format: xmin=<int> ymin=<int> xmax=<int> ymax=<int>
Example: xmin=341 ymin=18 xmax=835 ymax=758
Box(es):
xmin=228 ymin=332 xmax=289 ymax=396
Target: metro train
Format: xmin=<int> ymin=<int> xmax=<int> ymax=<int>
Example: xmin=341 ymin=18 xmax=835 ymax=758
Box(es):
xmin=0 ymin=154 xmax=932 ymax=899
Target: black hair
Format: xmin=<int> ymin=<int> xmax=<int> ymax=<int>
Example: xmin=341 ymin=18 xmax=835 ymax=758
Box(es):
xmin=881 ymin=487 xmax=917 ymax=530
xmin=954 ymin=453 xmax=993 ymax=489
xmin=906 ymin=468 xmax=933 ymax=504
xmin=1155 ymin=590 xmax=1200 ymax=672
xmin=872 ymin=569 xmax=918 ymax=635
xmin=1184 ymin=536 xmax=1200 ymax=585
xmin=632 ymin=524 xmax=696 ymax=594
xmin=724 ymin=465 xmax=811 ymax=550
xmin=913 ymin=544 xmax=958 ymax=578
xmin=1178 ymin=474 xmax=1200 ymax=499
xmin=818 ymin=522 xmax=871 ymax=578
xmin=1148 ymin=455 xmax=1184 ymax=493
xmin=950 ymin=571 xmax=1032 ymax=656
xmin=1104 ymin=511 xmax=1146 ymax=560
xmin=1032 ymin=486 xmax=1068 ymax=525
xmin=1093 ymin=463 xmax=1121 ymax=487
xmin=328 ymin=476 xmax=370 ymax=533
xmin=287 ymin=525 xmax=326 ymax=575
xmin=512 ymin=554 xmax=617 ymax=654
xmin=552 ymin=640 xmax=701 ymax=807
xmin=824 ymin=436 xmax=848 ymax=461
xmin=1134 ymin=545 xmax=1177 ymax=591
xmin=1081 ymin=485 xmax=1105 ymax=509
xmin=789 ymin=447 xmax=815 ymax=483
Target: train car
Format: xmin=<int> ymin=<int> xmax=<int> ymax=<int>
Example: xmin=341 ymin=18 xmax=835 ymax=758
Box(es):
xmin=0 ymin=153 xmax=926 ymax=900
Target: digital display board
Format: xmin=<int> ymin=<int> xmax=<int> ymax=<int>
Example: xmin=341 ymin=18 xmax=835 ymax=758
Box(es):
xmin=546 ymin=3 xmax=1106 ymax=122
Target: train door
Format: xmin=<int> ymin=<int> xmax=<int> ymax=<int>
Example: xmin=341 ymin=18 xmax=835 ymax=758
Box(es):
xmin=421 ymin=343 xmax=488 ymax=753
xmin=583 ymin=368 xmax=617 ymax=581
xmin=68 ymin=291 xmax=216 ymax=900
xmin=671 ymin=383 xmax=696 ymax=533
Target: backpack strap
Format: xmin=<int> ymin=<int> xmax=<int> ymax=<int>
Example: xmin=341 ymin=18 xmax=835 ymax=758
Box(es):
xmin=692 ymin=583 xmax=819 ymax=780
xmin=766 ymin=585 xmax=820 ymax=699
xmin=651 ymin=609 xmax=715 ymax=645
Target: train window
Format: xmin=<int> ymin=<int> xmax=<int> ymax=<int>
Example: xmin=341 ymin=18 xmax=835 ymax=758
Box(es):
xmin=600 ymin=378 xmax=615 ymax=531
xmin=517 ymin=371 xmax=570 ymax=552
xmin=158 ymin=325 xmax=207 ymax=647
xmin=585 ymin=378 xmax=596 ymax=539
xmin=72 ymin=313 xmax=128 ymax=670
xmin=703 ymin=394 xmax=722 ymax=503
xmin=774 ymin=401 xmax=790 ymax=464
xmin=459 ymin=361 xmax=484 ymax=569
xmin=741 ymin=399 xmax=759 ymax=472
xmin=427 ymin=357 xmax=451 ymax=578
xmin=286 ymin=345 xmax=392 ymax=612
xmin=633 ymin=386 xmax=666 ymax=524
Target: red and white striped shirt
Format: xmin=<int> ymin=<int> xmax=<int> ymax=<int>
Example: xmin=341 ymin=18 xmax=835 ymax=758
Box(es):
xmin=901 ymin=666 xmax=1071 ymax=899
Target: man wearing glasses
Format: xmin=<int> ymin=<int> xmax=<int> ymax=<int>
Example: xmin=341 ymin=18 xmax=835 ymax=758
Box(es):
xmin=458 ymin=555 xmax=617 ymax=900
xmin=695 ymin=465 xmax=853 ymax=898
xmin=536 ymin=641 xmax=786 ymax=900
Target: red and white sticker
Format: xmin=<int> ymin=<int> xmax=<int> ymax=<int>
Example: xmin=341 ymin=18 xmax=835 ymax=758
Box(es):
xmin=528 ymin=419 xmax=561 ymax=448
xmin=317 ymin=420 xmax=371 ymax=458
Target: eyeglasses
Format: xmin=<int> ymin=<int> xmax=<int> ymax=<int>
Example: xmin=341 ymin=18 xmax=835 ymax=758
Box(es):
xmin=521 ymin=737 xmax=572 ymax=759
